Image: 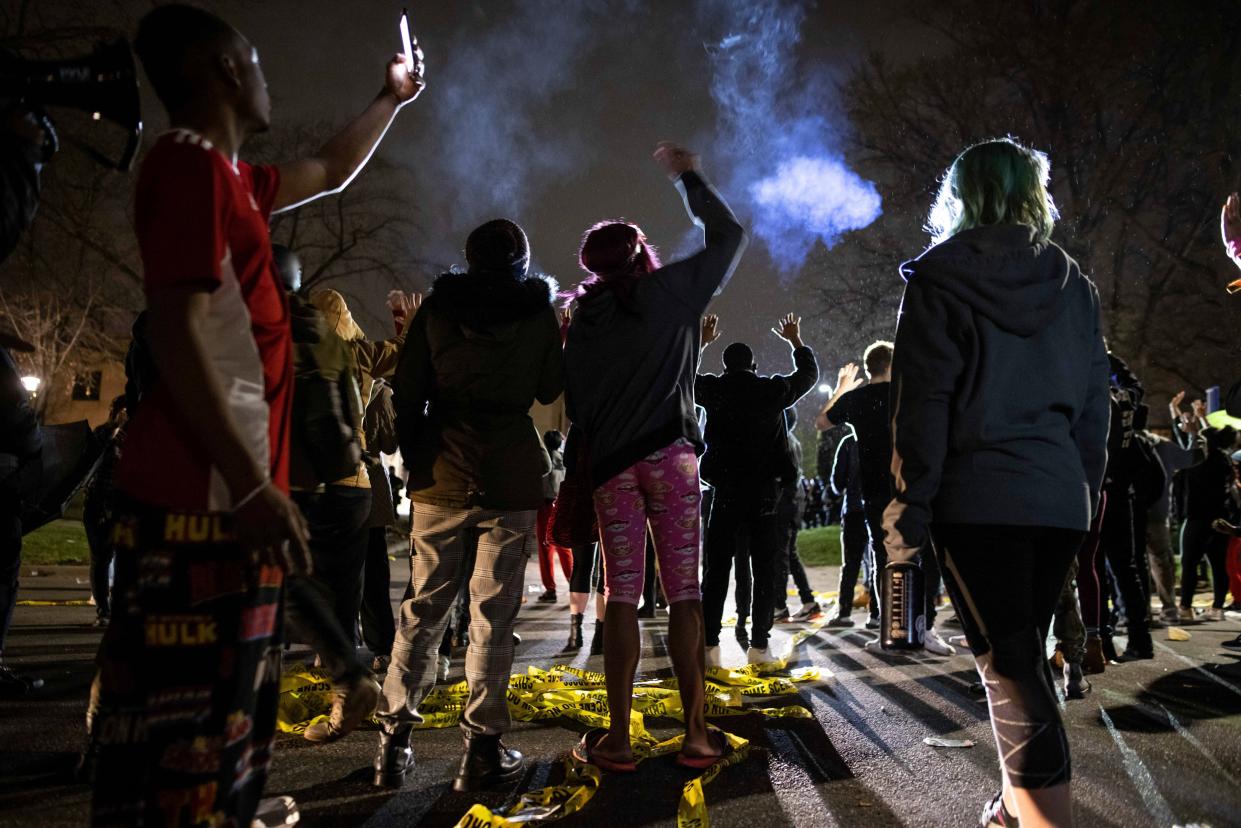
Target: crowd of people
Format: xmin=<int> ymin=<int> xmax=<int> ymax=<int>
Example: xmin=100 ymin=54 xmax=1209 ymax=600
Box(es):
xmin=0 ymin=5 xmax=1239 ymax=828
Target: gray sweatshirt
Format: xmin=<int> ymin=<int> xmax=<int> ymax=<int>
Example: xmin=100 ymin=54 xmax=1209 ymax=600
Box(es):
xmin=565 ymin=171 xmax=746 ymax=485
xmin=883 ymin=224 xmax=1111 ymax=556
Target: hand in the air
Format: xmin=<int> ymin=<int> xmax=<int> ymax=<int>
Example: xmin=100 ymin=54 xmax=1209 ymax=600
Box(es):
xmin=702 ymin=314 xmax=721 ymax=345
xmin=771 ymin=313 xmax=803 ymax=348
xmin=653 ymin=141 xmax=700 ymax=180
xmin=386 ymin=40 xmax=426 ymax=105
xmin=836 ymin=363 xmax=863 ymax=395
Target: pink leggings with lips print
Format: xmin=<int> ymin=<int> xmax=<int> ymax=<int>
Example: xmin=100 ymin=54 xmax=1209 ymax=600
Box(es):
xmin=592 ymin=438 xmax=703 ymax=606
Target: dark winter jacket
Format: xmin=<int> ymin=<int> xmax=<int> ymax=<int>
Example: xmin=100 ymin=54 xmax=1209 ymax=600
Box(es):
xmin=1172 ymin=448 xmax=1233 ymax=523
xmin=0 ymin=131 xmax=42 ymax=264
xmin=565 ymin=171 xmax=747 ymax=486
xmin=884 ymin=224 xmax=1111 ymax=557
xmin=394 ymin=269 xmax=564 ymax=511
xmin=695 ymin=346 xmax=818 ymax=492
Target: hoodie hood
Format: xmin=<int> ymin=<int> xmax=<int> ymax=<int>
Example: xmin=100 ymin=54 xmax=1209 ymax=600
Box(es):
xmin=899 ymin=224 xmax=1072 ymax=337
xmin=427 ymin=270 xmax=557 ymax=328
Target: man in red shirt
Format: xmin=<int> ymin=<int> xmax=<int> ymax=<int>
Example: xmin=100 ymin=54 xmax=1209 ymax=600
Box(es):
xmin=91 ymin=6 xmax=423 ymax=826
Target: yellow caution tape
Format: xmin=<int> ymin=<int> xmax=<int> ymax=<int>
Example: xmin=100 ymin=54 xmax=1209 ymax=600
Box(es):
xmin=15 ymin=598 xmax=93 ymax=606
xmin=278 ymin=618 xmax=834 ymax=823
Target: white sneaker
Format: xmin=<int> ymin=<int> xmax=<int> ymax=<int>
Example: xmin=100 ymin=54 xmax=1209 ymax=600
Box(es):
xmin=437 ymin=655 xmax=451 ymax=682
xmin=924 ymin=627 xmax=957 ymax=656
xmin=252 ymin=795 xmax=299 ymax=827
xmin=747 ymin=646 xmax=776 ymax=665
xmin=1203 ymin=607 xmax=1226 ymax=622
xmin=705 ymin=646 xmax=722 ymax=667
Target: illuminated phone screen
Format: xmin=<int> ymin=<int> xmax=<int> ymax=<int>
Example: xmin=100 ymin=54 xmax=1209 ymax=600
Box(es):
xmin=399 ymin=11 xmax=415 ymax=75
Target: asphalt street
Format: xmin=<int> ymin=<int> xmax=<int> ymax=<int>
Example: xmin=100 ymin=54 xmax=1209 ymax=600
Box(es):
xmin=2 ymin=550 xmax=1240 ymax=827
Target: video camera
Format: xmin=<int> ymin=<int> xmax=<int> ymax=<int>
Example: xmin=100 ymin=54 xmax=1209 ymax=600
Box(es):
xmin=0 ymin=38 xmax=142 ymax=171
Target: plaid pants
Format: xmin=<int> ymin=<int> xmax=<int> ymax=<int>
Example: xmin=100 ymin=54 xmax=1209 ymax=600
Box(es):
xmin=379 ymin=503 xmax=534 ymax=735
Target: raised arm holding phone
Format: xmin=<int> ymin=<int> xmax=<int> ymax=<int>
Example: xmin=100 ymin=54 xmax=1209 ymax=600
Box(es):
xmin=91 ymin=6 xmax=427 ymax=826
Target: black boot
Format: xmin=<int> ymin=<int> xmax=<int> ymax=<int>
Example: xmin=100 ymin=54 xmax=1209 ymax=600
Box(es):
xmin=452 ymin=732 xmax=524 ymax=792
xmin=373 ymin=723 xmax=415 ymax=788
xmin=589 ymin=620 xmax=604 ymax=655
xmin=568 ymin=613 xmax=584 ymax=648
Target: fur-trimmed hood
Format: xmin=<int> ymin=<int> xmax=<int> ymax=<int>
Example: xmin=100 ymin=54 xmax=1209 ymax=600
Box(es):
xmin=426 ymin=270 xmax=558 ymax=328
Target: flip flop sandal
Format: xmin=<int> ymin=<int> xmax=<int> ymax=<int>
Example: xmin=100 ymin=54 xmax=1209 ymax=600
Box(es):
xmin=572 ymin=727 xmax=637 ymax=773
xmin=676 ymin=726 xmax=732 ymax=770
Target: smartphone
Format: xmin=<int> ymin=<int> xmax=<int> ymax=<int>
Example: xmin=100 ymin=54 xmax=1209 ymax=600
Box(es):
xmin=1207 ymin=385 xmax=1221 ymax=414
xmin=399 ymin=9 xmax=415 ymax=75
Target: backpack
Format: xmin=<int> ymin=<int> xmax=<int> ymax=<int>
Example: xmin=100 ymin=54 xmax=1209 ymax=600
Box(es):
xmin=290 ymin=330 xmax=361 ymax=488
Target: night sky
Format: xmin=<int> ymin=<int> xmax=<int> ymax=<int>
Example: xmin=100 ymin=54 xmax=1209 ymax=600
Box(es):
xmin=152 ymin=0 xmax=921 ymax=387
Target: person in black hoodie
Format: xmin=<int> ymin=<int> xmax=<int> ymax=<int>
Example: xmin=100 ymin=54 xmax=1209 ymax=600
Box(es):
xmin=377 ymin=218 xmax=563 ymax=792
xmin=564 ymin=142 xmax=745 ymax=773
xmin=1174 ymin=426 xmax=1237 ymax=621
xmin=883 ymin=138 xmax=1110 ymax=828
xmin=696 ymin=314 xmax=818 ymax=663
xmin=828 ymin=425 xmax=870 ymax=627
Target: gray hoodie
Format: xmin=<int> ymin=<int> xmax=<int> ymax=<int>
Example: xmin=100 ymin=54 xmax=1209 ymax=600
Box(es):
xmin=882 ymin=224 xmax=1110 ymax=557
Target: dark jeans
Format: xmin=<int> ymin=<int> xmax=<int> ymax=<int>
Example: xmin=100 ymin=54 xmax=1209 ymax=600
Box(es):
xmin=772 ymin=485 xmax=814 ymax=609
xmin=836 ymin=509 xmax=869 ymax=614
xmin=932 ymin=523 xmax=1082 ymax=789
xmin=1181 ymin=519 xmax=1229 ymax=609
xmin=288 ymin=486 xmax=372 ymax=679
xmin=703 ymin=490 xmax=779 ymax=648
xmin=0 ymin=506 xmax=21 ymax=653
xmin=862 ymin=501 xmax=889 ymax=621
xmin=1100 ymin=489 xmax=1151 ymax=650
xmin=360 ymin=526 xmax=396 ymax=658
xmin=84 ymin=500 xmax=114 ymax=618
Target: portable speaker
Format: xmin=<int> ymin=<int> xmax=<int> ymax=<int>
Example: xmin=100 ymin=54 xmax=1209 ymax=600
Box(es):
xmin=881 ymin=560 xmax=925 ymax=651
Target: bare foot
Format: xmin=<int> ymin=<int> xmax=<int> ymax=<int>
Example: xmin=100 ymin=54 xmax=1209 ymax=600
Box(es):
xmin=680 ymin=728 xmax=723 ymax=759
xmin=593 ymin=730 xmax=634 ymax=763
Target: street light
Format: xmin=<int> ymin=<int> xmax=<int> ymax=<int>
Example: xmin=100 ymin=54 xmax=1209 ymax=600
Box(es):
xmin=20 ymin=375 xmax=40 ymax=394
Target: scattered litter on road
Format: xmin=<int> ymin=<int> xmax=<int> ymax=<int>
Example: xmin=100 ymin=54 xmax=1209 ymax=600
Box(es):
xmin=1167 ymin=627 xmax=1192 ymax=641
xmin=923 ymin=737 xmax=975 ymax=748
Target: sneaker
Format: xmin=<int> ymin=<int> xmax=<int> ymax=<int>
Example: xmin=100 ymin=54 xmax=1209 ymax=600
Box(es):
xmin=826 ymin=614 xmax=854 ymax=629
xmin=792 ymin=602 xmax=824 ymax=622
xmin=1221 ymin=634 xmax=1241 ymax=652
xmin=1203 ymin=607 xmax=1226 ymax=622
xmin=705 ymin=645 xmax=722 ymax=667
xmin=747 ymin=645 xmax=775 ymax=665
xmin=1162 ymin=607 xmax=1180 ymax=623
xmin=252 ymin=795 xmax=300 ymax=828
xmin=0 ymin=665 xmax=43 ymax=696
xmin=303 ymin=675 xmax=381 ymax=743
xmin=437 ymin=655 xmax=451 ymax=682
xmin=924 ymin=627 xmax=956 ymax=656
xmin=92 ymin=615 xmax=109 ymax=629
xmin=1063 ymin=661 xmax=1091 ymax=700
xmin=864 ymin=616 xmax=881 ymax=631
xmin=978 ymin=790 xmax=1018 ymax=827
xmin=772 ymin=607 xmax=792 ymax=624
xmin=536 ymin=589 xmax=557 ymax=603
xmin=1178 ymin=606 xmax=1196 ymax=622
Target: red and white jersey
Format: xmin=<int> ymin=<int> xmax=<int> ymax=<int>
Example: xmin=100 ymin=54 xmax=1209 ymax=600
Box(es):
xmin=118 ymin=129 xmax=292 ymax=511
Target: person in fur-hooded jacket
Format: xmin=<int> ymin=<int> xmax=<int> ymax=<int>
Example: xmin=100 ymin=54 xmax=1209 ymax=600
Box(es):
xmin=375 ymin=218 xmax=563 ymax=793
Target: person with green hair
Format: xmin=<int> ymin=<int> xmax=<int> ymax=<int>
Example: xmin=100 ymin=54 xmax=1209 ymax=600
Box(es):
xmin=882 ymin=137 xmax=1110 ymax=828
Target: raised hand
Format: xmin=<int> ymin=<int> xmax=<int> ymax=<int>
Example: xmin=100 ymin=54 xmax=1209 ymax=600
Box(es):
xmin=836 ymin=363 xmax=863 ymax=395
xmin=771 ymin=313 xmax=803 ymax=348
xmin=702 ymin=314 xmax=721 ymax=345
xmin=653 ymin=141 xmax=700 ymax=180
xmin=386 ymin=38 xmax=426 ymax=105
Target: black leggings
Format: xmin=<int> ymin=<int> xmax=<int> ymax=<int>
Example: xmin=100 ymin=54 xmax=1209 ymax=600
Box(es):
xmin=933 ymin=523 xmax=1083 ymax=790
xmin=569 ymin=543 xmax=604 ymax=595
xmin=1180 ymin=519 xmax=1230 ymax=609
